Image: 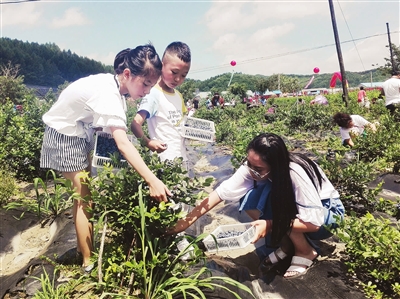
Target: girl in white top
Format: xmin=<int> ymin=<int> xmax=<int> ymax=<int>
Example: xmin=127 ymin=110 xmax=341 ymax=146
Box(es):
xmin=333 ymin=112 xmax=376 ymax=147
xmin=170 ymin=133 xmax=344 ymax=278
xmin=41 ymin=44 xmax=171 ymax=271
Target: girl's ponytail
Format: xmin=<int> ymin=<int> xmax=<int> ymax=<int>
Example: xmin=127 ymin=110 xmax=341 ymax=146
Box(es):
xmin=113 ymin=48 xmax=131 ymax=74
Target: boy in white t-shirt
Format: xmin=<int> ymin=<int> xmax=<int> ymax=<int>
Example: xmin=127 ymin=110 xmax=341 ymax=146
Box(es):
xmin=131 ymin=42 xmax=191 ymax=165
xmin=333 ymin=112 xmax=376 ymax=147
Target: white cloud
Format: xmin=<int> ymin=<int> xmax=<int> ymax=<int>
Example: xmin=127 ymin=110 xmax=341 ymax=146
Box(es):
xmin=1 ymin=4 xmax=42 ymax=27
xmin=196 ymin=0 xmax=383 ymax=80
xmin=257 ymin=1 xmax=329 ymax=20
xmin=51 ymin=7 xmax=89 ymax=28
xmin=341 ymin=34 xmax=390 ymax=73
xmin=87 ymin=51 xmax=116 ymax=66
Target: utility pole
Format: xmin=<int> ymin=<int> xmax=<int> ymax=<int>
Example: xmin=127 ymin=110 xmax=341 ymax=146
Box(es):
xmin=328 ymin=0 xmax=348 ymax=106
xmin=386 ymin=22 xmax=396 ymax=73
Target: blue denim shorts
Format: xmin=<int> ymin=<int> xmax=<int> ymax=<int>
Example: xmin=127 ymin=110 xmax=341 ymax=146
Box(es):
xmin=306 ymin=197 xmax=345 ymax=240
xmin=239 ymin=182 xmax=345 ymax=242
xmin=239 ymin=180 xmax=272 ymax=219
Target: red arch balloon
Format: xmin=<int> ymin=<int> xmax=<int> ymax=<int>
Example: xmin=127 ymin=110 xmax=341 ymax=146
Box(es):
xmin=329 ymin=72 xmax=342 ymax=88
xmin=230 ymin=60 xmax=236 ymax=66
xmin=313 ymin=67 xmax=320 ymax=74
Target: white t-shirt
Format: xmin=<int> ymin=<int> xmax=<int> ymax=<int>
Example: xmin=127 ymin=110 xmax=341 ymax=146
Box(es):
xmin=216 ymin=165 xmax=265 ymax=202
xmin=290 ymin=162 xmax=339 ymax=226
xmin=43 ymin=74 xmax=127 ymax=141
xmin=382 ymin=77 xmax=400 ymax=106
xmin=339 ymin=115 xmax=369 ymax=142
xmin=138 ymin=85 xmax=187 ymax=162
xmin=216 ymin=162 xmax=339 ymax=226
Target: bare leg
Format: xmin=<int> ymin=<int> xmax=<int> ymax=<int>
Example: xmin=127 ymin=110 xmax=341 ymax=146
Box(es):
xmin=63 ymin=170 xmax=93 ymax=267
xmin=245 ymin=209 xmax=260 ymax=221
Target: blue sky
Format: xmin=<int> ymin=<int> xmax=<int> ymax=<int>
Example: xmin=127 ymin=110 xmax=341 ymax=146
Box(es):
xmin=1 ymin=0 xmax=399 ymax=81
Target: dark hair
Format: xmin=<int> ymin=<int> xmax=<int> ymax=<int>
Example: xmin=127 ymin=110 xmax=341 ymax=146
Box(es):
xmin=360 ymin=86 xmax=364 ymax=90
xmin=333 ymin=112 xmax=352 ymax=128
xmin=114 ymin=43 xmax=162 ymax=77
xmin=391 ymin=70 xmax=400 ymax=76
xmin=163 ymin=41 xmax=191 ymax=63
xmin=246 ymin=133 xmax=323 ymax=245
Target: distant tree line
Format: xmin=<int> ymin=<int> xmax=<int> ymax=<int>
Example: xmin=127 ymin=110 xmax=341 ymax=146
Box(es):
xmin=1 ymin=37 xmax=397 ymax=94
xmin=0 ymin=37 xmax=113 ymax=87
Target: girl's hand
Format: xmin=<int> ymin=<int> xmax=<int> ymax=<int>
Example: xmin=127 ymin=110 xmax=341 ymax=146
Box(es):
xmin=166 ymin=218 xmax=189 ymax=235
xmin=250 ymin=219 xmax=271 ymax=244
xmin=147 ymin=177 xmax=171 ymax=203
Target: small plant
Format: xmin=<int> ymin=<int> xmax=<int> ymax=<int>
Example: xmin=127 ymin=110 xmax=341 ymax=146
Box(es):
xmin=33 ymin=169 xmax=75 ymax=220
xmin=32 ymin=267 xmax=69 ymax=299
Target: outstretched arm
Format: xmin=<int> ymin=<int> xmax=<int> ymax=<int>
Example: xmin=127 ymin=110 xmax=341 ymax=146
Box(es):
xmin=168 ymin=190 xmax=223 ymax=234
xmin=112 ymin=127 xmax=171 ymax=202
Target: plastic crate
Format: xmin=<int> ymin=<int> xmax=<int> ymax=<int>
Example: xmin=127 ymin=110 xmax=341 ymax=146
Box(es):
xmin=180 ymin=116 xmax=216 ymax=142
xmin=92 ymin=132 xmax=134 ymax=169
xmin=202 ymin=223 xmax=256 ymax=252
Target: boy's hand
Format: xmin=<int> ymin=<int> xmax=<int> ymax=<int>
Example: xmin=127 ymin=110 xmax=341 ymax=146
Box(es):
xmin=147 ymin=139 xmax=168 ymax=153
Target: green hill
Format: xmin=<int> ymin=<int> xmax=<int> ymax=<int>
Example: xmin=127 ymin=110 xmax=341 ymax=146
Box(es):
xmin=0 ymin=37 xmax=392 ymax=91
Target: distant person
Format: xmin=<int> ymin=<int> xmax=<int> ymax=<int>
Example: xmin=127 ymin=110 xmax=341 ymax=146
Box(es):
xmin=357 ymin=86 xmax=366 ymax=103
xmin=357 ymin=86 xmax=369 ymax=108
xmin=131 ymin=41 xmax=191 ymax=167
xmin=219 ymin=95 xmax=225 ymax=109
xmin=192 ymin=97 xmax=199 ymax=109
xmin=310 ymin=95 xmax=328 ymax=105
xmin=206 ymin=98 xmax=212 ymax=109
xmin=40 ymin=44 xmax=171 ymax=272
xmin=211 ymin=93 xmax=220 ymax=108
xmin=382 ymin=70 xmax=400 ymax=114
xmin=261 ymin=97 xmax=267 ymax=106
xmin=333 ymin=112 xmax=377 ymax=147
xmin=169 ymin=133 xmax=344 ymax=279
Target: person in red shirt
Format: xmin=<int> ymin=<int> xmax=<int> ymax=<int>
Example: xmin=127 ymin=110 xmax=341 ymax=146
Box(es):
xmin=357 ymin=86 xmax=368 ymax=108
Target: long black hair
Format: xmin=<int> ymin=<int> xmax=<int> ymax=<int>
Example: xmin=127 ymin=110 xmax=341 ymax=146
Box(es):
xmin=113 ymin=43 xmax=162 ymax=78
xmin=246 ymin=133 xmax=324 ymax=246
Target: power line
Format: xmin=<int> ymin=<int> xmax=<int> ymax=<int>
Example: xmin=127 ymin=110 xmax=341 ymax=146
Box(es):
xmin=336 ymin=0 xmax=365 ymax=71
xmin=190 ymin=31 xmax=398 ymax=75
xmin=0 ymin=0 xmax=38 ymax=4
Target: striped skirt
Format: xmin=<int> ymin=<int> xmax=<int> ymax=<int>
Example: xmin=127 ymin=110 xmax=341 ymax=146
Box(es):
xmin=40 ymin=126 xmax=95 ymax=173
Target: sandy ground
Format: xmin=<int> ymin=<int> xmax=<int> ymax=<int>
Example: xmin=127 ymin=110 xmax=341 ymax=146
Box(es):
xmin=0 ymin=214 xmax=53 ymax=277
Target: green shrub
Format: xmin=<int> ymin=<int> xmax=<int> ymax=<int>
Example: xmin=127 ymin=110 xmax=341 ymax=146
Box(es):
xmin=0 ymin=87 xmax=51 ymax=180
xmin=83 ymin=152 xmax=252 ymax=298
xmin=337 ymin=212 xmax=400 ymax=299
xmin=0 ymin=166 xmax=17 ymax=206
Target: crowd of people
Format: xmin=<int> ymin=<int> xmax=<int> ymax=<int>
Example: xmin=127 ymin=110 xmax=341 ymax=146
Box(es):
xmin=40 ymin=39 xmax=399 ymax=279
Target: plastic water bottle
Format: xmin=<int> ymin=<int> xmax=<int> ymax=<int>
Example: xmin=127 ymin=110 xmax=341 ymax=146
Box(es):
xmin=176 ymin=232 xmax=195 ymax=261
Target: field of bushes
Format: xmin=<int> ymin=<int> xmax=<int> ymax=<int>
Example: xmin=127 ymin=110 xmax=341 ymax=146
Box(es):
xmin=1 ymin=73 xmax=400 ymax=298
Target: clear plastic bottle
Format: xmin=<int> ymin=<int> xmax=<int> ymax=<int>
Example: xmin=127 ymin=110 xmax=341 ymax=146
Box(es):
xmin=176 ymin=232 xmax=195 ymax=261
